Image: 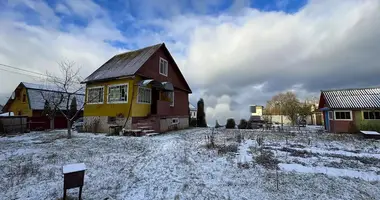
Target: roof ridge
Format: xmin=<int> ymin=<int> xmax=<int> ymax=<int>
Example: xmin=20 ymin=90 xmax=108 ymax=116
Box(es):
xmin=321 ymin=86 xmax=380 ymax=92
xmin=113 ymin=43 xmax=163 ymax=57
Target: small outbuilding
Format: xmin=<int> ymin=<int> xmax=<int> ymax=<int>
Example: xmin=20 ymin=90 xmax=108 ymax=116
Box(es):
xmin=318 ymin=87 xmax=380 ymax=133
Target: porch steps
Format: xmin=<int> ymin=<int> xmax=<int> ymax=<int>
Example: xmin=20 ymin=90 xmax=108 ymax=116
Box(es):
xmin=142 ymin=129 xmax=155 ymax=133
xmin=138 ymin=126 xmax=153 ymax=130
xmin=145 ymin=132 xmax=160 ymax=137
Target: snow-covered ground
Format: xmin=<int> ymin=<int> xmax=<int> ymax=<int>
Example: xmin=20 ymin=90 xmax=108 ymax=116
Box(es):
xmin=1 ymin=128 xmax=380 ymax=200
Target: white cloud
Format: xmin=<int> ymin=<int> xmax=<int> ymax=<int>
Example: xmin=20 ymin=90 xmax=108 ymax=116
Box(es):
xmin=154 ymin=0 xmax=380 ymax=123
xmin=55 ymin=3 xmax=70 ymax=15
xmin=0 ymin=0 xmax=124 ymax=102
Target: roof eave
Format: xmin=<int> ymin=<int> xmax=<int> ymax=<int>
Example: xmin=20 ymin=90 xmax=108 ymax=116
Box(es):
xmin=81 ymin=75 xmax=135 ymax=84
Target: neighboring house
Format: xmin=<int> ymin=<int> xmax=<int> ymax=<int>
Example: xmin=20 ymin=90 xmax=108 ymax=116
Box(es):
xmin=0 ymin=105 xmax=3 ymax=114
xmin=250 ymin=105 xmax=263 ymax=116
xmin=306 ymin=103 xmax=323 ymax=125
xmin=189 ymin=103 xmax=197 ymax=119
xmin=318 ymin=87 xmax=380 ymax=133
xmin=2 ymin=82 xmax=84 ymax=130
xmin=81 ymin=43 xmax=192 ymax=133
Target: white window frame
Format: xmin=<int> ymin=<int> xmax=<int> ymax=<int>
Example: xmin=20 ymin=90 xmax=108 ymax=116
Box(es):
xmin=334 ymin=110 xmax=353 ymax=121
xmin=159 ymin=57 xmax=168 ymax=76
xmin=168 ymin=91 xmax=174 ymax=107
xmin=172 ymin=118 xmax=179 ymax=125
xmin=328 ymin=111 xmax=333 ymax=120
xmin=363 ymin=111 xmax=380 ymax=120
xmin=137 ymin=87 xmax=152 ymax=104
xmin=107 ymin=83 xmax=129 ymax=104
xmin=87 ymin=86 xmax=104 ymax=104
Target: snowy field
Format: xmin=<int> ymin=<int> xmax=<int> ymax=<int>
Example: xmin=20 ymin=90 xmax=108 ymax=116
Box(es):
xmin=1 ymin=128 xmax=380 ymax=200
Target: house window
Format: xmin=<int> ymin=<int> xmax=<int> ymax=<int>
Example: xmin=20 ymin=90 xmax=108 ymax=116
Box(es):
xmin=328 ymin=111 xmax=333 ymax=120
xmin=159 ymin=57 xmax=168 ymax=76
xmin=108 ymin=84 xmax=128 ymax=103
xmin=87 ymin=87 xmax=104 ymax=104
xmin=334 ymin=111 xmax=352 ymax=120
xmin=172 ymin=118 xmax=179 ymax=124
xmin=168 ymin=91 xmax=174 ymax=107
xmin=363 ymin=111 xmax=380 ymax=120
xmin=137 ymin=87 xmax=151 ymax=104
xmin=22 ymin=94 xmax=26 ymax=103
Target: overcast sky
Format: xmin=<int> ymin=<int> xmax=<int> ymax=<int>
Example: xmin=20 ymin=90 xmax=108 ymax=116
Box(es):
xmin=1 ymin=0 xmax=379 ymax=124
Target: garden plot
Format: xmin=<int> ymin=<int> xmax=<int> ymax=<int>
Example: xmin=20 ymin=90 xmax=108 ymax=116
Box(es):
xmin=1 ymin=128 xmax=380 ymax=200
xmin=240 ymin=128 xmax=380 ymax=182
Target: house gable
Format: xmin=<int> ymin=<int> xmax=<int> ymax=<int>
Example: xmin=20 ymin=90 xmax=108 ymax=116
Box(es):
xmin=136 ymin=44 xmax=192 ymax=93
xmin=3 ymin=83 xmax=33 ymax=116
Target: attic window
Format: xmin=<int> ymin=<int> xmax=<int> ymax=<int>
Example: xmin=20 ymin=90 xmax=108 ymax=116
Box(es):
xmin=22 ymin=94 xmax=26 ymax=103
xmin=159 ymin=57 xmax=168 ymax=76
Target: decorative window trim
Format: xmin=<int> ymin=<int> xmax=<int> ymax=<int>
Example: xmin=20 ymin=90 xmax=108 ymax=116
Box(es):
xmin=107 ymin=83 xmax=129 ymax=104
xmin=87 ymin=86 xmax=104 ymax=104
xmin=334 ymin=110 xmax=352 ymax=121
xmin=137 ymin=87 xmax=152 ymax=104
xmin=363 ymin=111 xmax=380 ymax=120
xmin=159 ymin=57 xmax=168 ymax=76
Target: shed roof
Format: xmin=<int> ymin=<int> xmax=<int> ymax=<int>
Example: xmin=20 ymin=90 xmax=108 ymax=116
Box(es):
xmin=2 ymin=82 xmax=85 ymax=112
xmin=189 ymin=103 xmax=197 ymax=111
xmin=27 ymin=89 xmax=85 ymax=110
xmin=321 ymin=87 xmax=380 ymax=109
xmin=82 ymin=43 xmax=163 ymax=83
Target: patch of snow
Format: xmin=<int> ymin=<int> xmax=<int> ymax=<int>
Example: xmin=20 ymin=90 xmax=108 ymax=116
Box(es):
xmin=237 ymin=139 xmax=253 ymax=164
xmin=361 ymin=130 xmax=380 ymax=135
xmin=0 ymin=112 xmax=14 ymax=116
xmin=62 ymin=163 xmax=86 ymax=174
xmin=296 ymin=147 xmax=380 ymax=159
xmin=279 ymin=163 xmax=380 ymax=181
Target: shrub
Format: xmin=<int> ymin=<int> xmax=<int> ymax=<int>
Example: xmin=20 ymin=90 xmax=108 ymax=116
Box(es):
xmin=225 ymin=118 xmax=236 ymax=129
xmin=255 ymin=150 xmax=279 ymax=169
xmin=358 ymin=120 xmax=380 ymax=132
xmin=238 ymin=119 xmax=248 ymax=129
xmin=189 ymin=118 xmax=197 ymax=127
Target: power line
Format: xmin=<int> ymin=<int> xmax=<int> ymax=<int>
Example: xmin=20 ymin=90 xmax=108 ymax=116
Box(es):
xmin=0 ymin=68 xmax=43 ymax=78
xmin=0 ymin=63 xmax=47 ymax=77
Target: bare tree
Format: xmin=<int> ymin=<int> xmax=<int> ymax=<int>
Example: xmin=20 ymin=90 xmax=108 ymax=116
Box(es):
xmin=267 ymin=92 xmax=301 ymax=126
xmin=298 ymin=101 xmax=313 ymax=121
xmin=41 ymin=61 xmax=84 ymax=138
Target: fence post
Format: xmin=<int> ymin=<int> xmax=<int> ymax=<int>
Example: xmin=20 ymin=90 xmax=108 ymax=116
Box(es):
xmin=20 ymin=117 xmax=24 ymax=133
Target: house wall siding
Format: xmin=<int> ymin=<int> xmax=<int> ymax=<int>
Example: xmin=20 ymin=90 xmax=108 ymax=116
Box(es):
xmin=84 ymin=78 xmax=135 ymax=117
xmin=330 ymin=110 xmax=357 ymax=133
xmin=131 ymin=76 xmax=152 ymax=117
xmin=137 ymin=47 xmax=190 ymax=92
xmin=8 ymin=87 xmax=32 ymax=117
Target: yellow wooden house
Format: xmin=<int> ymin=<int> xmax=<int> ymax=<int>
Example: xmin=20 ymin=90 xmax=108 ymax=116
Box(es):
xmin=81 ymin=43 xmax=192 ymax=133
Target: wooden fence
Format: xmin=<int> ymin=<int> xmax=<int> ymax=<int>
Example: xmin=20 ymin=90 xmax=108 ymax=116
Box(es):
xmin=0 ymin=116 xmax=28 ymax=134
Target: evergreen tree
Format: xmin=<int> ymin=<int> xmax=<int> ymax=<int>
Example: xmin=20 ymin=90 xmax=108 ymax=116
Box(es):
xmin=196 ymin=98 xmax=207 ymax=127
xmin=42 ymin=100 xmax=51 ymax=117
